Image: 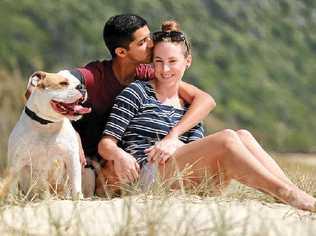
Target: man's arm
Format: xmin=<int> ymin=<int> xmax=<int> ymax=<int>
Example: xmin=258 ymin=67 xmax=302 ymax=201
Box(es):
xmin=169 ymin=81 xmax=215 ymax=137
xmin=146 ymin=82 xmax=215 ymax=163
xmin=98 ymin=136 xmax=139 ymax=183
xmin=136 ymin=64 xmax=216 ymax=130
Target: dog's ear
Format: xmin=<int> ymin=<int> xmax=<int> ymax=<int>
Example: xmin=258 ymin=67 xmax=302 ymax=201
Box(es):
xmin=30 ymin=71 xmax=46 ymax=87
xmin=25 ymin=71 xmax=47 ymax=100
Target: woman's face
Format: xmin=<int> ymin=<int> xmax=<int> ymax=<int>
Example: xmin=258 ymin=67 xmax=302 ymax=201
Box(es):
xmin=153 ymin=42 xmax=191 ymax=85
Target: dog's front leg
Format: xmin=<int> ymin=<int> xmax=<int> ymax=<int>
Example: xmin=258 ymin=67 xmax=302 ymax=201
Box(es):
xmin=67 ymin=152 xmax=83 ymax=200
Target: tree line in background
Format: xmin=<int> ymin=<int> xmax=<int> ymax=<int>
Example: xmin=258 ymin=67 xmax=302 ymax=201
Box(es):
xmin=1 ymin=0 xmax=316 ymax=157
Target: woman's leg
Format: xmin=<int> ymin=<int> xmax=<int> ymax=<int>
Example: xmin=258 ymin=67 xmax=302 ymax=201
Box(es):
xmin=236 ymin=129 xmax=294 ymax=186
xmin=159 ymin=129 xmax=316 ymax=211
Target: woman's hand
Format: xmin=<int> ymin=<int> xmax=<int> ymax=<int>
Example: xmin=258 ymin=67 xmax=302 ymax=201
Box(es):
xmin=113 ymin=151 xmax=140 ymax=184
xmin=145 ymin=135 xmax=184 ymax=164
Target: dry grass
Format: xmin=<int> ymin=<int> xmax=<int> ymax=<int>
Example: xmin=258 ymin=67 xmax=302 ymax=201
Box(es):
xmin=0 ymin=69 xmax=26 ymax=172
xmin=0 ymin=153 xmax=316 ymax=236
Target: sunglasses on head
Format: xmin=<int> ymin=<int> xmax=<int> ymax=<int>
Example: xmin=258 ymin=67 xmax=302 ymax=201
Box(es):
xmin=152 ymin=31 xmax=190 ymax=53
xmin=152 ymin=31 xmax=186 ymax=42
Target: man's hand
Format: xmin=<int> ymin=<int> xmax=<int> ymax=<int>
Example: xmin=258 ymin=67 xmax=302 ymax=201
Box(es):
xmin=98 ymin=135 xmax=140 ymax=183
xmin=145 ymin=135 xmax=184 ymax=165
xmin=113 ymin=151 xmax=140 ymax=184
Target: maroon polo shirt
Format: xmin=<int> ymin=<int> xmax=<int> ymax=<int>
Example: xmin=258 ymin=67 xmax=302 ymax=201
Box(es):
xmin=71 ymin=60 xmax=154 ymax=156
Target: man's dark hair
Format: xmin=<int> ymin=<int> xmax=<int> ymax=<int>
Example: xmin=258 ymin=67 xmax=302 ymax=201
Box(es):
xmin=103 ymin=14 xmax=148 ymax=57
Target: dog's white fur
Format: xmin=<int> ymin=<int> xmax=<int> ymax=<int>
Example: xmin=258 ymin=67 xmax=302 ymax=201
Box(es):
xmin=8 ymin=70 xmax=87 ymax=199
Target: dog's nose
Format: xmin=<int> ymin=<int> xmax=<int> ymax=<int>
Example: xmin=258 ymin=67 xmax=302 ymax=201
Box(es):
xmin=76 ymin=84 xmax=86 ymax=96
xmin=76 ymin=84 xmax=84 ymax=90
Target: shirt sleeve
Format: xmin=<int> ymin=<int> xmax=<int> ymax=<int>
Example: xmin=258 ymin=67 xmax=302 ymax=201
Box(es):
xmin=103 ymin=82 xmax=145 ymax=141
xmin=183 ymin=122 xmax=204 ymax=143
xmin=135 ymin=64 xmax=155 ymax=80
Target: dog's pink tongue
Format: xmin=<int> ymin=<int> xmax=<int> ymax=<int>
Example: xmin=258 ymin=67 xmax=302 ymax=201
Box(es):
xmin=74 ymin=105 xmax=91 ymax=114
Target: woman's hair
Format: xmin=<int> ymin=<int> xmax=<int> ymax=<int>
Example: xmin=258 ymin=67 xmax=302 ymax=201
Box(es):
xmin=161 ymin=20 xmax=180 ymax=32
xmin=154 ymin=20 xmax=191 ymax=57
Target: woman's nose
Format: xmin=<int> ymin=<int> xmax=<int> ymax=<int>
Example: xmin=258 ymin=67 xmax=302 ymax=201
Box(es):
xmin=162 ymin=63 xmax=171 ymax=72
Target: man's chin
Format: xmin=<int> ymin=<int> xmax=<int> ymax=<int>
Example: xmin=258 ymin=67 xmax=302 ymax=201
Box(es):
xmin=143 ymin=54 xmax=153 ymax=64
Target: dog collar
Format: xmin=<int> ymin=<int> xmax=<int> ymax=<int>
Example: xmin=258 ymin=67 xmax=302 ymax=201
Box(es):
xmin=24 ymin=106 xmax=54 ymax=125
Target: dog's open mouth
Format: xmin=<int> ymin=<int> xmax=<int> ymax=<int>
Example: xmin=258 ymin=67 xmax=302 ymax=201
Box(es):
xmin=50 ymin=97 xmax=91 ymax=117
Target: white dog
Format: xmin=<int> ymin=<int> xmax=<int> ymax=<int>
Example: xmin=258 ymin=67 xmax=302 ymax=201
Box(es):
xmin=7 ymin=70 xmax=90 ymax=199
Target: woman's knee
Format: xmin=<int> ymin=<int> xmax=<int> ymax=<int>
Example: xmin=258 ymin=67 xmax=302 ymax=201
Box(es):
xmin=218 ymin=129 xmax=241 ymax=152
xmin=236 ymin=129 xmax=253 ymax=139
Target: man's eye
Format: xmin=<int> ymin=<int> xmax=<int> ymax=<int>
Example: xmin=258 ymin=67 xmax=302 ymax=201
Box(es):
xmin=138 ymin=41 xmax=145 ymax=46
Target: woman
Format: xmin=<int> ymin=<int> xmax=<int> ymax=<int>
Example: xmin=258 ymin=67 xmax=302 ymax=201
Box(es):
xmin=98 ymin=20 xmax=316 ymax=211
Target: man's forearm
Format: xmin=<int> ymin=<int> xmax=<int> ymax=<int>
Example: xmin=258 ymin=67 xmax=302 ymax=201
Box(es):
xmin=98 ymin=137 xmax=125 ymax=161
xmin=169 ymin=96 xmax=215 ymax=137
xmin=171 ymin=82 xmax=216 ymax=137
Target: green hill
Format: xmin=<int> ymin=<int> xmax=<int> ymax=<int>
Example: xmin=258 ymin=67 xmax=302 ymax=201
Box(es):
xmin=1 ymin=0 xmax=316 ymax=153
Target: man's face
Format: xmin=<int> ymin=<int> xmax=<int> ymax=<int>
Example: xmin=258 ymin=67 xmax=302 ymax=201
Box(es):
xmin=126 ymin=26 xmax=153 ymax=64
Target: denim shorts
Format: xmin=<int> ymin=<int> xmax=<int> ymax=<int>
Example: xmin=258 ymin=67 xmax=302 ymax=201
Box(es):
xmin=139 ymin=162 xmax=158 ymax=191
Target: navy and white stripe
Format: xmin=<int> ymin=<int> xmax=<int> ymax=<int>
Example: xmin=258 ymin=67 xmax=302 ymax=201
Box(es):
xmin=103 ymin=81 xmax=204 ymax=167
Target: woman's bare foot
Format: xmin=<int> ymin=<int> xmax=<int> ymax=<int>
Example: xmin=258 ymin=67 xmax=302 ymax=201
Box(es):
xmin=277 ymin=186 xmax=316 ymax=211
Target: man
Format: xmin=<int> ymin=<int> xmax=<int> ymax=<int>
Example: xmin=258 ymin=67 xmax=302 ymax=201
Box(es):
xmin=61 ymin=14 xmax=215 ymax=195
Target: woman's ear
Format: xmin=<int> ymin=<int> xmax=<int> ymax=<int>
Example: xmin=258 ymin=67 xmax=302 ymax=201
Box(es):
xmin=186 ymin=55 xmax=192 ymax=69
xmin=115 ymin=47 xmax=128 ymax=58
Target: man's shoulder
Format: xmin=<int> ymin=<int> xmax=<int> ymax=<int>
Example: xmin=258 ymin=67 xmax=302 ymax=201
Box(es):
xmin=72 ymin=59 xmax=113 ymax=86
xmin=85 ymin=59 xmax=110 ymax=69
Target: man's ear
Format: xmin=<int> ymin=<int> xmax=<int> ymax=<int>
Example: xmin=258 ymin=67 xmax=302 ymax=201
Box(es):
xmin=114 ymin=47 xmax=128 ymax=58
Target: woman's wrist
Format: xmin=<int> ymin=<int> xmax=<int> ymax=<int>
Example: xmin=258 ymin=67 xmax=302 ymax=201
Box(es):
xmin=166 ymin=129 xmax=180 ymax=139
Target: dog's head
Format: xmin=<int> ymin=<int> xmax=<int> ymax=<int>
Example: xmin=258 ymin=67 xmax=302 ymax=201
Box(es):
xmin=25 ymin=70 xmax=91 ymax=122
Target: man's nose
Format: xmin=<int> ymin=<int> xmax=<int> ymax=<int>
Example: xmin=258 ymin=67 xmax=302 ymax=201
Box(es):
xmin=147 ymin=37 xmax=154 ymax=48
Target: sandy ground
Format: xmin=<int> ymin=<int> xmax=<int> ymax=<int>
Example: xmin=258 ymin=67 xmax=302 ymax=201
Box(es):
xmin=1 ymin=154 xmax=316 ymax=235
xmin=0 ymin=195 xmax=316 ymax=236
